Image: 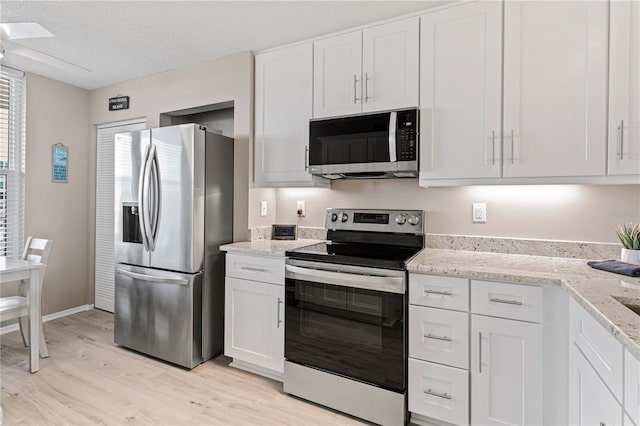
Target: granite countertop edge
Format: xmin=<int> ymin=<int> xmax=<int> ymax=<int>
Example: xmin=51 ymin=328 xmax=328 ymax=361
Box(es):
xmin=407 ymin=248 xmax=640 ymax=360
xmin=220 ymin=239 xmax=323 ymax=257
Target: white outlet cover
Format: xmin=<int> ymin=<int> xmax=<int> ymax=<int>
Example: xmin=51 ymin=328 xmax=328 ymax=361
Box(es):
xmin=260 ymin=200 xmax=268 ymax=217
xmin=296 ymin=200 xmax=306 ymax=217
xmin=472 ymin=202 xmax=486 ymax=223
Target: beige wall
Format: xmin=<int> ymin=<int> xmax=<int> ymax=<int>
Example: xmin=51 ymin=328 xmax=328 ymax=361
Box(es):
xmin=24 ymin=73 xmax=91 ymax=315
xmin=275 ymin=180 xmax=640 ymax=244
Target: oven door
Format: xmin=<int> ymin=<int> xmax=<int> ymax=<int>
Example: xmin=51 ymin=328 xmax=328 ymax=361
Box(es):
xmin=285 ymin=259 xmax=406 ymax=392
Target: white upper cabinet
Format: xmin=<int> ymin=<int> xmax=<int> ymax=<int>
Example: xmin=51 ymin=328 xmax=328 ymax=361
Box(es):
xmin=313 ymin=17 xmax=419 ymax=119
xmin=608 ymin=0 xmax=640 ymax=176
xmin=502 ymin=0 xmax=608 ymax=178
xmin=254 ymin=43 xmax=328 ymax=187
xmin=419 ymin=2 xmax=502 ymax=180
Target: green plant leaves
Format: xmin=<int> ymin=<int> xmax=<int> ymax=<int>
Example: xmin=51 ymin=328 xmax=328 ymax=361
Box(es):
xmin=615 ymin=223 xmax=640 ymax=250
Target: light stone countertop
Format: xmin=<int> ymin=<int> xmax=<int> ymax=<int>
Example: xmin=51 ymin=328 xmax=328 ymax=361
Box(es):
xmin=220 ymin=239 xmax=323 ymax=257
xmin=407 ymin=248 xmax=640 ymax=359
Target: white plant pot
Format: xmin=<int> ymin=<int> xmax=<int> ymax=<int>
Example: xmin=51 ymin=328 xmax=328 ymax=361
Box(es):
xmin=621 ymin=248 xmax=640 ymax=265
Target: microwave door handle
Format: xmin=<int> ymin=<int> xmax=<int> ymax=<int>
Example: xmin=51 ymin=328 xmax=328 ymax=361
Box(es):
xmin=137 ymin=144 xmax=151 ymax=251
xmin=388 ymin=111 xmax=397 ymax=162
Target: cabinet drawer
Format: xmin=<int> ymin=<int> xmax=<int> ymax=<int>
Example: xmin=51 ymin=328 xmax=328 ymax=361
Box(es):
xmin=471 ymin=280 xmax=542 ymax=323
xmin=409 ymin=274 xmax=469 ymax=311
xmin=408 ymin=358 xmax=469 ymax=426
xmin=569 ymin=297 xmax=623 ymax=402
xmin=625 ymin=349 xmax=640 ymax=425
xmin=409 ymin=305 xmax=469 ymax=369
xmin=225 ymin=254 xmax=285 ymax=285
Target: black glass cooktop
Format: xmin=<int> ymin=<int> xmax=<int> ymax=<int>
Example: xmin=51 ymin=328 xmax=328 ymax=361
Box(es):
xmin=286 ymin=241 xmax=422 ymax=270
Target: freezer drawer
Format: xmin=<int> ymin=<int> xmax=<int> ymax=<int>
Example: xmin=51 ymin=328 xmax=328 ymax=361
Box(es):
xmin=114 ymin=264 xmax=203 ymax=369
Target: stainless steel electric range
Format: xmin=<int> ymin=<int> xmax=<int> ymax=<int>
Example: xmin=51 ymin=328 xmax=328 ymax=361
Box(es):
xmin=283 ymin=208 xmax=424 ymax=426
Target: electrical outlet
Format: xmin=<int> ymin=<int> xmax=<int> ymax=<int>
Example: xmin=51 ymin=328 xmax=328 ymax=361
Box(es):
xmin=472 ymin=202 xmax=486 ymax=223
xmin=260 ymin=200 xmax=268 ymax=217
xmin=296 ymin=200 xmax=306 ymax=217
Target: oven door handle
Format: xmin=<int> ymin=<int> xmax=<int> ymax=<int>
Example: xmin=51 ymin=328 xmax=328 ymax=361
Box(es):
xmin=285 ymin=264 xmax=405 ymax=294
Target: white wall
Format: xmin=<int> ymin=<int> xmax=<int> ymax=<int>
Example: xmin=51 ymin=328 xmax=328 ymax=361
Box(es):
xmin=275 ymin=180 xmax=640 ymax=244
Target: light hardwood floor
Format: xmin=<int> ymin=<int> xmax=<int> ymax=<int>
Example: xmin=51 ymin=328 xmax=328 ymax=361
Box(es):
xmin=0 ymin=309 xmax=365 ymax=425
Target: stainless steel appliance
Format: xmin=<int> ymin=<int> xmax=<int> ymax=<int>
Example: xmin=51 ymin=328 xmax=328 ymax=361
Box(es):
xmin=113 ymin=123 xmax=233 ymax=369
xmin=308 ymin=108 xmax=418 ymax=179
xmin=284 ymin=208 xmax=424 ymax=426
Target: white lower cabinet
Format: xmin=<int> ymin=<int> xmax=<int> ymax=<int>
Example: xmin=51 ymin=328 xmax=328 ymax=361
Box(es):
xmin=409 ymin=358 xmax=469 ymax=426
xmin=625 ymin=348 xmax=640 ymax=426
xmin=569 ymin=344 xmax=623 ymax=426
xmin=224 ymin=273 xmax=285 ymax=377
xmin=471 ymin=314 xmax=543 ymax=426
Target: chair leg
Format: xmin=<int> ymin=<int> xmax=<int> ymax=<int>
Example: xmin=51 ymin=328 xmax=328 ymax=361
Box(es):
xmin=39 ymin=322 xmax=49 ymax=358
xmin=18 ymin=317 xmax=29 ymax=347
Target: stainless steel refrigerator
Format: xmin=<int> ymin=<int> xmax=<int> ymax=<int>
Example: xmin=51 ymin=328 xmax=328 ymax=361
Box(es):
xmin=113 ymin=123 xmax=233 ymax=369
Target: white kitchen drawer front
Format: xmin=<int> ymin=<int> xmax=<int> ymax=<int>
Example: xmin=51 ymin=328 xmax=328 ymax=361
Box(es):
xmin=225 ymin=254 xmax=285 ymax=285
xmin=471 ymin=280 xmax=542 ymax=323
xmin=569 ymin=297 xmax=623 ymax=402
xmin=409 ymin=358 xmax=469 ymax=426
xmin=410 ymin=274 xmax=469 ymax=311
xmin=409 ymin=305 xmax=469 ymax=369
xmin=625 ymin=348 xmax=640 ymax=425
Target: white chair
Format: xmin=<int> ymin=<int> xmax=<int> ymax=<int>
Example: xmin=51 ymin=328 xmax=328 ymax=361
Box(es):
xmin=0 ymin=237 xmax=53 ymax=358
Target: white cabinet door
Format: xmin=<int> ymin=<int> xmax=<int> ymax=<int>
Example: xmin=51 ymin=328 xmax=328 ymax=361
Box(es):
xmin=609 ymin=0 xmax=640 ymax=176
xmin=625 ymin=348 xmax=640 ymax=426
xmin=362 ymin=17 xmax=419 ymax=113
xmin=569 ymin=345 xmax=623 ymax=426
xmin=503 ymin=1 xmax=608 ymax=178
xmin=254 ymin=44 xmax=328 ymax=187
xmin=313 ymin=31 xmax=362 ymax=118
xmin=471 ymin=315 xmax=543 ymax=426
xmin=224 ymin=277 xmax=284 ymax=373
xmin=419 ymin=2 xmax=502 ymax=180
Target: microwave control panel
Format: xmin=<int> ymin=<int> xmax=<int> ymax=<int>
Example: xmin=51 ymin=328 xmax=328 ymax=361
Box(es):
xmin=397 ymin=110 xmax=417 ymax=161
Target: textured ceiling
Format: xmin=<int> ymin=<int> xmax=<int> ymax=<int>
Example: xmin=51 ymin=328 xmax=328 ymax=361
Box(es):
xmin=0 ymin=1 xmax=448 ymax=90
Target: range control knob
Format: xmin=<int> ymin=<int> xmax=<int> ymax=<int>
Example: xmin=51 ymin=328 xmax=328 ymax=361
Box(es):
xmin=408 ymin=214 xmax=421 ymax=226
xmin=330 ymin=212 xmax=338 ymax=222
xmin=340 ymin=213 xmax=349 ymax=223
xmin=395 ymin=214 xmax=407 ymax=225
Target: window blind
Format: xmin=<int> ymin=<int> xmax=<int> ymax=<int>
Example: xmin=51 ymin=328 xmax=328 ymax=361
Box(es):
xmin=0 ymin=67 xmax=26 ymax=258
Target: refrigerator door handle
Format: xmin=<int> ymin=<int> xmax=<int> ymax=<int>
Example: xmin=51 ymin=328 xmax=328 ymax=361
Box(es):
xmin=116 ymin=268 xmax=189 ymax=286
xmin=137 ymin=144 xmax=152 ymax=251
xmin=142 ymin=143 xmax=156 ymax=252
xmin=149 ymin=145 xmax=161 ymax=251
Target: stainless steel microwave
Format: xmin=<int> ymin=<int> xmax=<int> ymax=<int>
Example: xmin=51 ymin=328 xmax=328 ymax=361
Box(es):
xmin=308 ymin=108 xmax=418 ymax=179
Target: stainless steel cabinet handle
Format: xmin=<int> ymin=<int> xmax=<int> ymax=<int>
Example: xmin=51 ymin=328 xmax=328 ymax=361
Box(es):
xmin=353 ymin=74 xmax=360 ymax=104
xmin=491 ymin=131 xmax=496 ymax=166
xmin=304 ymin=145 xmax=309 ymax=171
xmin=478 ymin=331 xmax=483 ymax=374
xmin=424 ymin=289 xmax=453 ymax=296
xmin=489 ymin=297 xmax=523 ymax=306
xmin=240 ymin=266 xmax=268 ymax=273
xmin=364 ymin=72 xmax=370 ymax=102
xmin=510 ymin=129 xmax=515 ymax=165
xmin=618 ymin=120 xmax=625 ymax=160
xmin=277 ymin=297 xmax=283 ymax=328
xmin=424 ymin=389 xmax=451 ymax=400
xmin=424 ymin=333 xmax=451 ymax=342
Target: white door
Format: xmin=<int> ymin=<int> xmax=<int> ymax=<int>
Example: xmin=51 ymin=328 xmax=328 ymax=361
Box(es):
xmin=608 ymin=0 xmax=640 ymax=176
xmin=503 ymin=0 xmax=608 ymax=177
xmin=224 ymin=277 xmax=284 ymax=373
xmin=362 ymin=17 xmax=419 ymax=113
xmin=471 ymin=315 xmax=543 ymax=426
xmin=419 ymin=2 xmax=502 ymax=180
xmin=254 ymin=44 xmax=326 ymax=187
xmin=568 ymin=345 xmax=623 ymax=426
xmin=313 ymin=31 xmax=362 ymax=118
xmin=95 ymin=119 xmax=146 ymax=312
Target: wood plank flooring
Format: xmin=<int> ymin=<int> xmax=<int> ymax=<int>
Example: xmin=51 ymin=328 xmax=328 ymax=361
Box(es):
xmin=0 ymin=310 xmax=365 ymax=425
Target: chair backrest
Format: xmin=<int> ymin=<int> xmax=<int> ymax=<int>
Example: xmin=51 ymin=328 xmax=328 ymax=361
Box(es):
xmin=21 ymin=237 xmax=53 ymax=264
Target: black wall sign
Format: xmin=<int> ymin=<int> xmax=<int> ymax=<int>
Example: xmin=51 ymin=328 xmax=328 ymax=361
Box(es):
xmin=109 ymin=95 xmax=130 ymax=111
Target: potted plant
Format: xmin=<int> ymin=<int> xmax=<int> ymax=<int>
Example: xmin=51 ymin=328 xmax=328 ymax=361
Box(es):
xmin=615 ymin=223 xmax=640 ymax=265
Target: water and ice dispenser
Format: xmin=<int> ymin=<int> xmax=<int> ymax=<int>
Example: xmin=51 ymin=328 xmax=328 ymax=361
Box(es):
xmin=122 ymin=202 xmax=142 ymax=244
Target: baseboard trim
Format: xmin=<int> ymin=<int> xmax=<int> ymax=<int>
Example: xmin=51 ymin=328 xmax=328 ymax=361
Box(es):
xmin=228 ymin=359 xmax=283 ymax=382
xmin=0 ymin=304 xmax=94 ymax=335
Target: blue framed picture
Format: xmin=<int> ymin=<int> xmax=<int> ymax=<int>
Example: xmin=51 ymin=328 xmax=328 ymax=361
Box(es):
xmin=52 ymin=144 xmax=68 ymax=183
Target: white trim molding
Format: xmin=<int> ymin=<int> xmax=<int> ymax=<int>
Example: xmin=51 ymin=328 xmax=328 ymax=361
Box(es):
xmin=0 ymin=304 xmax=94 ymax=335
